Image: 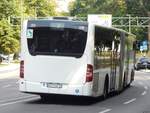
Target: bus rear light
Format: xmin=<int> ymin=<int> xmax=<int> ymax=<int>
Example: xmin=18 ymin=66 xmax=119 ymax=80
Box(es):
xmin=20 ymin=60 xmax=24 ymax=78
xmin=86 ymin=64 xmax=93 ymax=82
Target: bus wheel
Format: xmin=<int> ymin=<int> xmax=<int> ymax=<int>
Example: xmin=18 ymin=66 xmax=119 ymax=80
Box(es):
xmin=131 ymin=70 xmax=135 ymax=82
xmin=123 ymin=72 xmax=127 ymax=90
xmin=128 ymin=70 xmax=135 ymax=88
xmin=123 ymin=75 xmax=126 ymax=89
xmin=103 ymin=79 xmax=108 ymax=99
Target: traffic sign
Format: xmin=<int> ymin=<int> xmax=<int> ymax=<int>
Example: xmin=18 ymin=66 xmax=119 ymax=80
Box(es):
xmin=26 ymin=29 xmax=33 ymax=39
xmin=88 ymin=14 xmax=112 ymax=27
xmin=142 ymin=40 xmax=148 ymax=51
xmin=140 ymin=46 xmax=143 ymax=51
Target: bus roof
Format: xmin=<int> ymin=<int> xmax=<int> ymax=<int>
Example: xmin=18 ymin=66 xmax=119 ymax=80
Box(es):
xmin=27 ymin=19 xmax=88 ymax=28
xmin=26 ymin=18 xmax=136 ymax=38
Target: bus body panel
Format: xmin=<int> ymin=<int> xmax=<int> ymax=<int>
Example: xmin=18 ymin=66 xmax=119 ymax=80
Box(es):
xmin=92 ymin=69 xmax=108 ymax=97
xmin=24 ymin=55 xmax=87 ymax=84
xmin=19 ymin=19 xmax=135 ymax=98
xmin=20 ymin=19 xmax=95 ymax=96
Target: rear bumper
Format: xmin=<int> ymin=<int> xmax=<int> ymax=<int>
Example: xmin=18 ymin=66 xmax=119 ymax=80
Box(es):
xmin=19 ymin=79 xmax=93 ymax=97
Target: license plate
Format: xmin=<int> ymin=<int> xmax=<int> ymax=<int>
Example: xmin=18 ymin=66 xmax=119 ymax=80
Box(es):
xmin=41 ymin=82 xmax=62 ymax=88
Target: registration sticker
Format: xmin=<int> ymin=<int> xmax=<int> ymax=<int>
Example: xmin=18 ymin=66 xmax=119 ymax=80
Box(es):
xmin=26 ymin=29 xmax=33 ymax=39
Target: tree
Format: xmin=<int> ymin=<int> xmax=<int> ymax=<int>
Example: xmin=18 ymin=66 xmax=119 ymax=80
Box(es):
xmin=0 ymin=20 xmax=19 ymax=55
xmin=24 ymin=0 xmax=57 ymax=17
xmin=126 ymin=0 xmax=150 ymax=55
xmin=69 ymin=0 xmax=126 ymax=17
xmin=69 ymin=0 xmax=150 ymax=50
xmin=0 ymin=0 xmax=20 ymax=58
xmin=0 ymin=0 xmax=58 ymax=62
xmin=0 ymin=0 xmax=19 ymax=19
xmin=126 ymin=0 xmax=150 ymax=16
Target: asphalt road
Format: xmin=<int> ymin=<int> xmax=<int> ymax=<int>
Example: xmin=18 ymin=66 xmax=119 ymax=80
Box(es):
xmin=0 ymin=70 xmax=150 ymax=113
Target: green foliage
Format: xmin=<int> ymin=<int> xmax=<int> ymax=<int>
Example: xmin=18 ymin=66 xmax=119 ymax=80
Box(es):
xmin=125 ymin=0 xmax=150 ymax=41
xmin=69 ymin=0 xmax=150 ymax=41
xmin=0 ymin=0 xmax=57 ymax=56
xmin=0 ymin=0 xmax=20 ymax=55
xmin=69 ymin=0 xmax=127 ymax=17
xmin=70 ymin=0 xmax=150 ymax=17
xmin=143 ymin=0 xmax=150 ymax=11
xmin=0 ymin=0 xmax=19 ymax=19
xmin=125 ymin=0 xmax=148 ymax=16
xmin=24 ymin=0 xmax=57 ymax=17
xmin=0 ymin=20 xmax=19 ymax=55
xmin=12 ymin=26 xmax=20 ymax=41
xmin=132 ymin=28 xmax=147 ymax=40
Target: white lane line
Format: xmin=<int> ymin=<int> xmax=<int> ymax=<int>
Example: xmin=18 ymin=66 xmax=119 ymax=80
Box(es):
xmin=0 ymin=97 xmax=39 ymax=107
xmin=2 ymin=85 xmax=11 ymax=88
xmin=99 ymin=109 xmax=112 ymax=113
xmin=141 ymin=91 xmax=147 ymax=96
xmin=144 ymin=86 xmax=148 ymax=90
xmin=123 ymin=98 xmax=136 ymax=105
xmin=0 ymin=96 xmax=37 ymax=103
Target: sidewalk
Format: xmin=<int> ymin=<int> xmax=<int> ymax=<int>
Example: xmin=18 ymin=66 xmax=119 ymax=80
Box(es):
xmin=0 ymin=63 xmax=19 ymax=79
xmin=0 ymin=63 xmax=19 ymax=74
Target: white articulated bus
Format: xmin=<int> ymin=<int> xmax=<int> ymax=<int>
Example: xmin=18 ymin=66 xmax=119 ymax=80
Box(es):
xmin=19 ymin=18 xmax=136 ymax=99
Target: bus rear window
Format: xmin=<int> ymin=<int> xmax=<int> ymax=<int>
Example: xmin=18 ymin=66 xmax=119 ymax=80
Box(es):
xmin=27 ymin=24 xmax=87 ymax=58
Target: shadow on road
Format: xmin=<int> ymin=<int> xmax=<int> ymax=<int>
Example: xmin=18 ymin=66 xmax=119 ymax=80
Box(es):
xmin=25 ymin=85 xmax=136 ymax=106
xmin=26 ymin=95 xmax=105 ymax=106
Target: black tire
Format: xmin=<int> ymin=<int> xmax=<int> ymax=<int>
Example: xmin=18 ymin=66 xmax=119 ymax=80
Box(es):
xmin=103 ymin=79 xmax=108 ymax=99
xmin=123 ymin=76 xmax=126 ymax=89
xmin=131 ymin=70 xmax=135 ymax=82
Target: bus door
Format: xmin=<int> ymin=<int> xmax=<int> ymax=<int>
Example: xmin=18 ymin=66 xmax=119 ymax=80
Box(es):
xmin=124 ymin=39 xmax=130 ymax=85
xmin=110 ymin=39 xmax=120 ymax=91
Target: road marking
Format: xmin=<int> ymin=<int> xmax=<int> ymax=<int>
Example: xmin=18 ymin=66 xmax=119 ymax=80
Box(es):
xmin=99 ymin=109 xmax=112 ymax=113
xmin=2 ymin=84 xmax=11 ymax=88
xmin=0 ymin=95 xmax=37 ymax=103
xmin=144 ymin=86 xmax=148 ymax=90
xmin=0 ymin=97 xmax=39 ymax=107
xmin=141 ymin=91 xmax=147 ymax=96
xmin=123 ymin=98 xmax=136 ymax=105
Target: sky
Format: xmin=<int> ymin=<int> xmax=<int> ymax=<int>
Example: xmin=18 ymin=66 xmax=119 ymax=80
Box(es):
xmin=56 ymin=0 xmax=75 ymax=12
